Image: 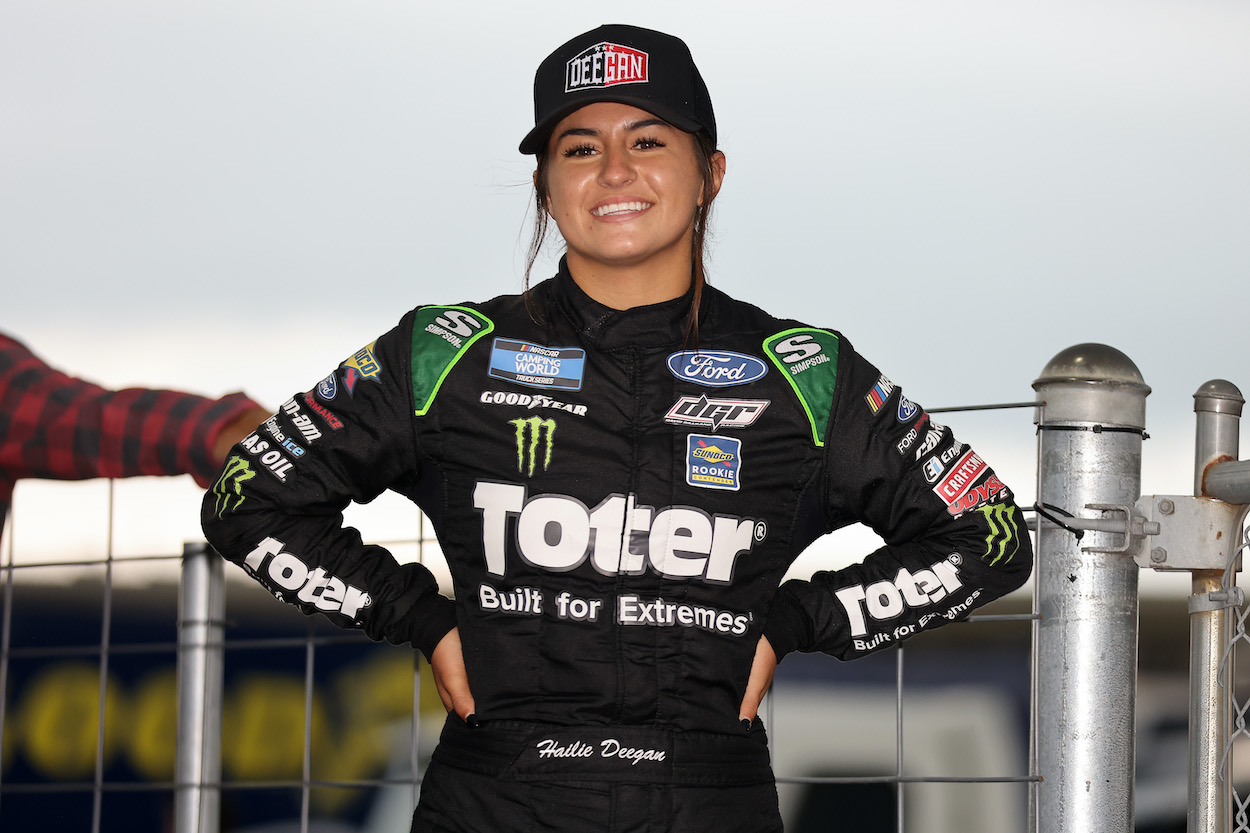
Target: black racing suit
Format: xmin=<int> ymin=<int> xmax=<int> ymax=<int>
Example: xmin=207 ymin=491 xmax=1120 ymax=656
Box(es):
xmin=202 ymin=263 xmax=1032 ymax=832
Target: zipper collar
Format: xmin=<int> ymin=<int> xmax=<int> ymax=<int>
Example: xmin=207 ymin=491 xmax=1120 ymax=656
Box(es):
xmin=542 ymin=258 xmax=711 ymax=351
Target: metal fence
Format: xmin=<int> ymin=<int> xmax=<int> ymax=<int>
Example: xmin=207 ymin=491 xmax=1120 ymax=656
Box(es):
xmin=1 ymin=342 xmax=1247 ymax=833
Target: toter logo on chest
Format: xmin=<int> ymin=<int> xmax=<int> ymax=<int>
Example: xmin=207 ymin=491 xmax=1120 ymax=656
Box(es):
xmin=473 ymin=481 xmax=767 ymax=584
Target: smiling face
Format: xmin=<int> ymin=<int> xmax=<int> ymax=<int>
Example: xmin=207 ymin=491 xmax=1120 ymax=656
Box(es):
xmin=541 ymin=101 xmax=724 ymax=305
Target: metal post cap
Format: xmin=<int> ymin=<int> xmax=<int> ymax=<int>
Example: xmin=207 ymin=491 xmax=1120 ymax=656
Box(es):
xmin=1193 ymin=379 xmax=1244 ymax=416
xmin=1032 ymin=343 xmax=1150 ymax=390
xmin=1032 ymin=343 xmax=1150 ymax=428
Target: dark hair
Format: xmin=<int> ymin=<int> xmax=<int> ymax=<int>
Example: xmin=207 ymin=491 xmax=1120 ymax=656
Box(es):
xmin=523 ymin=129 xmax=721 ymax=342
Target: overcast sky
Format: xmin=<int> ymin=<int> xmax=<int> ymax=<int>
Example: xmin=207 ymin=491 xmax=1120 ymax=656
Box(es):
xmin=2 ymin=0 xmax=1247 ymax=595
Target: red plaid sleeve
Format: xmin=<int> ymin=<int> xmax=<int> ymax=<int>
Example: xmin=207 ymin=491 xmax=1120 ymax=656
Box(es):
xmin=0 ymin=333 xmax=263 ymax=507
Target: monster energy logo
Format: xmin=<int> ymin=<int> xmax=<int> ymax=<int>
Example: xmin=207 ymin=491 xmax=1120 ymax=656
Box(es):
xmin=211 ymin=454 xmax=256 ymax=518
xmin=976 ymin=504 xmax=1020 ymax=566
xmin=510 ymin=416 xmax=556 ymax=477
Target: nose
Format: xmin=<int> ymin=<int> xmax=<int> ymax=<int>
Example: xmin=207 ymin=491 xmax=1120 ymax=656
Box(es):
xmin=597 ymin=143 xmax=635 ymax=188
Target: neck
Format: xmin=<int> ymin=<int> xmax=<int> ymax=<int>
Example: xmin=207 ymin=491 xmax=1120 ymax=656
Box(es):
xmin=565 ymin=247 xmax=694 ymax=311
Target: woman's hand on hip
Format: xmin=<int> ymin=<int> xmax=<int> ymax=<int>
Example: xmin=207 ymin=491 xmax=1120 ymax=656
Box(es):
xmin=738 ymin=635 xmax=777 ymax=723
xmin=431 ymin=628 xmax=477 ymax=722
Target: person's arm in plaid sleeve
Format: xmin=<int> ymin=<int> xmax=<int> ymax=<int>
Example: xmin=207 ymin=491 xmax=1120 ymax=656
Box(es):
xmin=0 ymin=332 xmax=270 ymax=503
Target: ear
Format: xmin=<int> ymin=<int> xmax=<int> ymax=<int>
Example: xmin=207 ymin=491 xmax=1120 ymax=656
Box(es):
xmin=699 ymin=151 xmax=727 ymax=206
xmin=533 ymin=169 xmax=552 ymax=215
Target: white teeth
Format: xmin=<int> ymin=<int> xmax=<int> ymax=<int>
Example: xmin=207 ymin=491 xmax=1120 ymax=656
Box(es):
xmin=593 ymin=201 xmax=652 ymax=217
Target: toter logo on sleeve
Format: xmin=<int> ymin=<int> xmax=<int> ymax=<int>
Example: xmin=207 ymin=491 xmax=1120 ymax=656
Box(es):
xmin=565 ymin=42 xmax=648 ymax=92
xmin=244 ymin=537 xmax=372 ymax=619
xmin=835 ymin=554 xmax=964 ymax=640
xmin=510 ymin=416 xmax=556 ymax=477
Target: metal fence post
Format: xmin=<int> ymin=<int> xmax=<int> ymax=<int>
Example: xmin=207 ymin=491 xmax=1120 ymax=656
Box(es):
xmin=1031 ymin=344 xmax=1150 ymax=833
xmin=176 ymin=541 xmax=226 ymax=833
xmin=1190 ymin=380 xmax=1243 ymax=833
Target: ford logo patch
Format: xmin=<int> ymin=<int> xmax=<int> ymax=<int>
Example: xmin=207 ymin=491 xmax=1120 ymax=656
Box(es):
xmin=316 ymin=374 xmax=337 ymax=401
xmin=666 ymin=351 xmax=768 ymax=388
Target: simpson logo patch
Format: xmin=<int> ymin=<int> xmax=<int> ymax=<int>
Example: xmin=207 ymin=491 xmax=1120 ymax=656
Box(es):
xmin=489 ymin=339 xmax=586 ymax=391
xmin=412 ymin=306 xmax=494 ymax=416
xmin=686 ymin=434 xmax=742 ymax=491
xmin=566 ymin=42 xmax=648 ymax=92
xmin=762 ymin=328 xmax=839 ymax=447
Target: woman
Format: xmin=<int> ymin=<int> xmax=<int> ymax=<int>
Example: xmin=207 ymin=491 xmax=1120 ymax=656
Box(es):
xmin=202 ymin=24 xmax=1032 ymax=832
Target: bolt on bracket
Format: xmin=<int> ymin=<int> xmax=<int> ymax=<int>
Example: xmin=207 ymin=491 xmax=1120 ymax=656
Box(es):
xmin=1130 ymin=495 xmax=1245 ymax=572
xmin=1081 ymin=504 xmax=1157 ymax=555
xmin=1188 ymin=587 xmax=1245 ymax=614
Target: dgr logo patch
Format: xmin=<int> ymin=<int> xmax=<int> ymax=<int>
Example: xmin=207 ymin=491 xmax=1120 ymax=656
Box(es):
xmin=685 ymin=434 xmax=742 ymax=491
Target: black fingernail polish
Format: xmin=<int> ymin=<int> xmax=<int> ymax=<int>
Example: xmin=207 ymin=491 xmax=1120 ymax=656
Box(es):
xmin=466 ymin=713 xmax=480 ymax=728
xmin=741 ymin=718 xmax=752 ymax=732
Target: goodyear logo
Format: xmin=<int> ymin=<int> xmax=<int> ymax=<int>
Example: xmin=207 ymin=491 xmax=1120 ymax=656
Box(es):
xmin=342 ymin=341 xmax=382 ymax=395
xmin=685 ymin=434 xmax=742 ymax=491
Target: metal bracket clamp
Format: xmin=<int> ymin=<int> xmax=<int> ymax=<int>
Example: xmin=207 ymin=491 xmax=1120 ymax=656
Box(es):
xmin=1189 ymin=587 xmax=1245 ymax=614
xmin=1130 ymin=495 xmax=1245 ymax=572
xmin=1081 ymin=504 xmax=1157 ymax=555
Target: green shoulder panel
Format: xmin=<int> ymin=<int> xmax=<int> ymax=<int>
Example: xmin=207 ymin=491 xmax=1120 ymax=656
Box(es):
xmin=410 ymin=306 xmax=495 ymax=416
xmin=762 ymin=328 xmax=840 ymax=447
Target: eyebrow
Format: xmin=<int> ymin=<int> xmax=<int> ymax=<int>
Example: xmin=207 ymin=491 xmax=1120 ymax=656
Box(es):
xmin=554 ymin=118 xmax=672 ymax=143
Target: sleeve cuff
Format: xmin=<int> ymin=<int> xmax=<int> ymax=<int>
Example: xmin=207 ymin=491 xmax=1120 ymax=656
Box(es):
xmin=405 ymin=594 xmax=459 ymax=663
xmin=192 ymin=392 xmax=266 ymax=488
xmin=762 ymin=587 xmax=809 ymax=662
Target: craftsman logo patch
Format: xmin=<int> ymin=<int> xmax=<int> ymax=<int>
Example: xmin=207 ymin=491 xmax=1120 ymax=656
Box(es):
xmin=932 ymin=449 xmax=987 ymax=503
xmin=565 ymin=42 xmax=648 ymax=92
xmin=489 ymin=339 xmax=585 ymax=391
xmin=685 ymin=434 xmax=742 ymax=491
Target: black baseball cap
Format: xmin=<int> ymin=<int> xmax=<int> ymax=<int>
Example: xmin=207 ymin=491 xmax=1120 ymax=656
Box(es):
xmin=519 ymin=24 xmax=716 ymax=155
